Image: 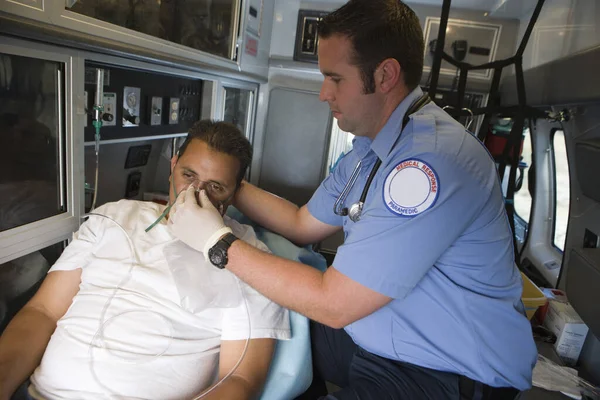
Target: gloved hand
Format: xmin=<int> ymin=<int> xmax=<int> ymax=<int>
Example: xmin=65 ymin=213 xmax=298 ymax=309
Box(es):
xmin=169 ymin=185 xmax=232 ymax=255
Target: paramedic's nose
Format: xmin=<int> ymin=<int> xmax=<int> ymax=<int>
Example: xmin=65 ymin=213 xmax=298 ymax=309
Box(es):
xmin=319 ymin=79 xmax=334 ymax=103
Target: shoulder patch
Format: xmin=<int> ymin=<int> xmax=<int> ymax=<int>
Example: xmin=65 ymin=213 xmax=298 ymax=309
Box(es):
xmin=383 ymin=159 xmax=439 ymax=216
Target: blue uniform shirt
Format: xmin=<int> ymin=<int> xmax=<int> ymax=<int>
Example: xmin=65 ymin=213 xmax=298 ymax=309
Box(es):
xmin=307 ymin=87 xmax=537 ymax=390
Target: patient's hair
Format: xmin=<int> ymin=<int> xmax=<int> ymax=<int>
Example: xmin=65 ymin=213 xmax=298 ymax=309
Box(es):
xmin=178 ymin=120 xmax=253 ymax=185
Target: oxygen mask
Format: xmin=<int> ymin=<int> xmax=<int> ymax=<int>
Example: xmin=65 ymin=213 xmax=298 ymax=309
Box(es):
xmin=189 ymin=179 xmax=226 ymax=215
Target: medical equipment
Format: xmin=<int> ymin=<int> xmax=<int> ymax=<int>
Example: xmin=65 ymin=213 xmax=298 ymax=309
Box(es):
xmin=145 ymin=169 xmax=230 ymax=233
xmin=333 ymin=93 xmax=432 ymax=222
xmin=443 ymin=105 xmax=474 ymax=131
xmin=81 ymin=207 xmax=251 ymax=399
xmin=90 ymin=68 xmax=104 ymax=211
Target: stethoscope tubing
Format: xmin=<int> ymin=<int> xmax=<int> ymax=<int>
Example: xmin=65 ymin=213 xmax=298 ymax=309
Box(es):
xmin=333 ymin=93 xmax=432 ymax=222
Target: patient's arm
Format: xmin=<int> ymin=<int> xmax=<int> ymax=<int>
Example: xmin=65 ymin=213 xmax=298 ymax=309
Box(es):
xmin=234 ymin=181 xmax=340 ymax=246
xmin=200 ymin=338 xmax=275 ymax=400
xmin=0 ymin=269 xmax=81 ymax=400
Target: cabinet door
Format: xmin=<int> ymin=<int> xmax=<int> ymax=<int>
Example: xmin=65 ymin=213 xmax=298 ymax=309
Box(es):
xmin=223 ymin=86 xmax=255 ymax=140
xmin=0 ymin=39 xmax=80 ymax=265
xmin=66 ymin=0 xmax=242 ymax=60
xmin=0 ymin=52 xmax=67 ymax=232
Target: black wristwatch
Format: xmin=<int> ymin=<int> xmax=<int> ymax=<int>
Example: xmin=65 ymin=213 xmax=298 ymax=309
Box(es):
xmin=208 ymin=233 xmax=238 ymax=269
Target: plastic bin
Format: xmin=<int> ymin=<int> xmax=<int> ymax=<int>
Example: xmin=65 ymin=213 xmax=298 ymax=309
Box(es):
xmin=521 ymin=272 xmax=547 ymax=320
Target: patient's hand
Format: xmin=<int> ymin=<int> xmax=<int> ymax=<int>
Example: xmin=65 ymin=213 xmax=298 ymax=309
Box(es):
xmin=169 ymin=186 xmax=232 ymax=255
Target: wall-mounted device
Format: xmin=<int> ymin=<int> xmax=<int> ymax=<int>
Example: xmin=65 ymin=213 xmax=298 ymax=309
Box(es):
xmin=150 ymin=96 xmax=163 ymax=126
xmin=246 ymin=0 xmax=263 ymax=36
xmin=451 ymin=40 xmax=468 ymax=62
xmin=583 ymin=229 xmax=599 ymax=249
xmin=83 ymin=62 xmax=202 ymax=142
xmin=169 ymin=97 xmax=180 ymax=125
xmin=102 ymin=92 xmax=117 ymax=126
xmin=125 ymin=171 xmax=142 ymax=198
xmin=123 ymin=86 xmax=141 ymax=127
xmin=423 ymin=17 xmax=501 ymax=80
xmin=294 ymin=9 xmax=329 ymax=63
xmin=124 ymin=144 xmax=152 ymax=169
xmin=430 ymin=39 xmax=469 ymax=62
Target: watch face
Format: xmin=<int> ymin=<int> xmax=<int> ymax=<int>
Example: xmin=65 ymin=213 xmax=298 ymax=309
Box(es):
xmin=210 ymin=251 xmax=223 ymax=264
xmin=209 ymin=248 xmax=227 ymax=268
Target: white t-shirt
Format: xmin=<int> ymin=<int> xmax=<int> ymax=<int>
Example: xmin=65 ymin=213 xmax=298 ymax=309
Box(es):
xmin=30 ymin=200 xmax=290 ymax=400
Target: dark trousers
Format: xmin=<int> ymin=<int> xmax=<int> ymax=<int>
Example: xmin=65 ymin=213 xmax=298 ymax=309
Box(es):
xmin=296 ymin=321 xmax=521 ymax=400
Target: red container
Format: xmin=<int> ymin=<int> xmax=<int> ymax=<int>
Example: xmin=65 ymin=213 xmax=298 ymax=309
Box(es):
xmin=484 ymin=132 xmax=524 ymax=162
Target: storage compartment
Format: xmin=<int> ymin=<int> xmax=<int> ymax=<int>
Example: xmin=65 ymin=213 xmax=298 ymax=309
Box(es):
xmin=565 ymin=249 xmax=600 ymax=339
xmin=575 ymin=140 xmax=600 ymax=203
xmin=0 ymin=51 xmax=68 ymax=232
xmin=66 ymin=0 xmax=242 ymax=60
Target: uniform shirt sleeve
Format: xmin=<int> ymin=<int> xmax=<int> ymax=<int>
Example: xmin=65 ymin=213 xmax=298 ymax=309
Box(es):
xmin=333 ymin=152 xmax=493 ymax=299
xmin=306 ymin=153 xmax=354 ymax=226
xmin=222 ymin=219 xmax=291 ymax=340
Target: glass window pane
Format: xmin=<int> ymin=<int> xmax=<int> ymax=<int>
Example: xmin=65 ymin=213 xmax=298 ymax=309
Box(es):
xmin=223 ymin=87 xmax=251 ymax=136
xmin=553 ymin=130 xmax=570 ymax=250
xmin=0 ymin=241 xmax=66 ymax=333
xmin=67 ymin=0 xmax=240 ymax=60
xmin=0 ymin=53 xmax=66 ymax=232
xmin=514 ymin=127 xmax=533 ymax=223
xmin=325 ymin=118 xmax=354 ymax=178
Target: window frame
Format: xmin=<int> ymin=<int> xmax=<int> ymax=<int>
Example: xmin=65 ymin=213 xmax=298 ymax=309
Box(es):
xmin=549 ymin=128 xmax=571 ymax=252
xmin=517 ymin=119 xmax=564 ymax=287
xmin=512 ymin=123 xmax=535 ymax=253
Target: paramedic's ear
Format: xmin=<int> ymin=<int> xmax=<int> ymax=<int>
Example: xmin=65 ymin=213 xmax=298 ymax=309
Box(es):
xmin=375 ymin=58 xmax=402 ymax=93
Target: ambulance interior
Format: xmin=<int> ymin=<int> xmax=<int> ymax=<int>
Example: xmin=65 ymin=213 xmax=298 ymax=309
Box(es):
xmin=0 ymin=0 xmax=599 ymax=398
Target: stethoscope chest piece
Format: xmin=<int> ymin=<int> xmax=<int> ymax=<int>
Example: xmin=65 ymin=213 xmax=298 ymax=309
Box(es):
xmin=348 ymin=202 xmax=364 ymax=222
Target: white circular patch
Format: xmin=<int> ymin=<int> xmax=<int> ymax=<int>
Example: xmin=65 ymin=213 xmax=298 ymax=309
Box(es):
xmin=383 ymin=159 xmax=439 ymax=216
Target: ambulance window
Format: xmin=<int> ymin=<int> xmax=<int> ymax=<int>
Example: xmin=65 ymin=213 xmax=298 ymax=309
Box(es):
xmin=552 ymin=130 xmax=570 ymax=251
xmin=325 ymin=118 xmax=354 ymax=178
xmin=514 ymin=127 xmax=533 ymax=225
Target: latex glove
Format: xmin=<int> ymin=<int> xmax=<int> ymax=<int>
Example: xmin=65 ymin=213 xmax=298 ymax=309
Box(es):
xmin=169 ymin=185 xmax=232 ymax=255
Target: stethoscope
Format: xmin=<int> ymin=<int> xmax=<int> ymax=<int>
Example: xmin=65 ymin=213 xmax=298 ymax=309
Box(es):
xmin=333 ymin=93 xmax=432 ymax=222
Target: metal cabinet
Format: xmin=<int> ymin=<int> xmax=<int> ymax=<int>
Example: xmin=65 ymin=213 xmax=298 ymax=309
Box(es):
xmin=66 ymin=0 xmax=242 ymax=61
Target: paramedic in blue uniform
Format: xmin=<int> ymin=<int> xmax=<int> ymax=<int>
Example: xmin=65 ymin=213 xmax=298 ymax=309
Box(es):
xmin=169 ymin=0 xmax=537 ymax=398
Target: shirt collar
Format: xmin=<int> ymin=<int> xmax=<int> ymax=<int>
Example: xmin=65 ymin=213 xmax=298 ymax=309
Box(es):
xmin=351 ymin=136 xmax=371 ymax=160
xmin=370 ymin=86 xmax=424 ymax=161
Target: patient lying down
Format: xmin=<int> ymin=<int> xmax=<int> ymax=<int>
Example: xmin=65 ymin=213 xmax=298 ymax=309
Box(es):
xmin=0 ymin=121 xmax=290 ymax=400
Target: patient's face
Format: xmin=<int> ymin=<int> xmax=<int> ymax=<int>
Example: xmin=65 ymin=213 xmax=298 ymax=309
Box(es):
xmin=170 ymin=139 xmax=240 ymax=214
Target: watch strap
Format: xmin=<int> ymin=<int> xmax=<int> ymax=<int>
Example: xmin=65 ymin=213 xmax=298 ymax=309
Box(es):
xmin=202 ymin=226 xmax=233 ymax=255
xmin=221 ymin=232 xmax=238 ymax=247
